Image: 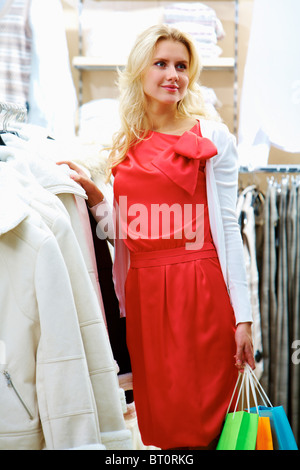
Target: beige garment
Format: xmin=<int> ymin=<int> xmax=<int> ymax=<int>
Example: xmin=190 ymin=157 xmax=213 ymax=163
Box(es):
xmin=0 ymin=208 xmax=104 ymax=449
xmin=0 ymin=141 xmax=133 ymax=450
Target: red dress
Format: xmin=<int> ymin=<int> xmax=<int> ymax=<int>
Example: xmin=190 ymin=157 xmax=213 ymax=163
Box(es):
xmin=113 ymin=121 xmax=238 ymax=449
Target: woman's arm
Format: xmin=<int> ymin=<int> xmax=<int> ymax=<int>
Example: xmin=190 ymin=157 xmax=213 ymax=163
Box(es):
xmin=57 ymin=161 xmax=115 ymax=243
xmin=208 ymin=124 xmax=255 ymax=369
xmin=57 ymin=161 xmax=104 ymax=207
xmin=235 ymin=322 xmax=255 ymax=370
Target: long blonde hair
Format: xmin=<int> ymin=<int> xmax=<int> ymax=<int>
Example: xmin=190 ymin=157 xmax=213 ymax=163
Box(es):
xmin=106 ymin=24 xmax=217 ymax=180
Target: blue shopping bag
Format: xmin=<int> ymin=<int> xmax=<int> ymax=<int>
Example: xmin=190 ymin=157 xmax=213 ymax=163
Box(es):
xmin=246 ymin=365 xmax=298 ymax=450
xmin=250 ymin=405 xmax=298 ymax=450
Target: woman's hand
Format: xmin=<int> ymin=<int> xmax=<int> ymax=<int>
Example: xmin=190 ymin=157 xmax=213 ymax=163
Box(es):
xmin=57 ymin=161 xmax=104 ymax=207
xmin=234 ymin=322 xmax=255 ymax=371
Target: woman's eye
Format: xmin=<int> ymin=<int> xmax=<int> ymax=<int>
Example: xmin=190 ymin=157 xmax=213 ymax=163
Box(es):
xmin=154 ymin=61 xmax=166 ymax=68
xmin=176 ymin=63 xmax=187 ymax=70
xmin=153 ymin=61 xmax=187 ymax=70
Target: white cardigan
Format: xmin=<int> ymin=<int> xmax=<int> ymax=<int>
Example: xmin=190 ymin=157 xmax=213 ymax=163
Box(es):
xmin=91 ymin=119 xmax=253 ymax=325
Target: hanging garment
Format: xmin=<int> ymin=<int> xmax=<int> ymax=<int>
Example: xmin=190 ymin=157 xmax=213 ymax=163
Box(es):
xmin=27 ymin=199 xmax=129 ymax=443
xmin=0 ymin=176 xmax=104 ymax=450
xmin=290 ymin=182 xmax=300 ymax=444
xmin=238 ymin=0 xmax=300 ymax=166
xmin=239 ymin=173 xmax=300 ymax=447
xmin=70 ymin=195 xmax=106 ymax=316
xmin=20 ymin=129 xmax=134 ymax=392
xmin=287 ymin=180 xmax=298 ymax=328
xmin=260 ymin=180 xmax=279 ymax=399
xmin=0 ymin=0 xmax=32 ymax=106
xmin=275 ymin=178 xmax=290 ymax=411
xmin=1 ymin=126 xmax=110 ymax=321
xmin=92 ymin=120 xmax=252 ymax=449
xmin=27 ymin=0 xmax=77 ymax=138
xmin=236 ymin=186 xmax=263 ymax=380
xmin=87 ymin=209 xmax=132 ymax=378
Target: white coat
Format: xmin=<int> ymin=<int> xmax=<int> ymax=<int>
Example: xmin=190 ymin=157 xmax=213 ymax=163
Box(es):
xmin=0 ymin=146 xmax=132 ymax=450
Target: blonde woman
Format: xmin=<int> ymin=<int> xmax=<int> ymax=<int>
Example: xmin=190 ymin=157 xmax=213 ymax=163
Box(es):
xmin=61 ymin=25 xmax=254 ymax=450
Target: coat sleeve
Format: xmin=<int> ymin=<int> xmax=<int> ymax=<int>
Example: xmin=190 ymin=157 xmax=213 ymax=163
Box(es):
xmin=34 ymin=234 xmax=104 ymax=450
xmin=208 ymin=122 xmax=253 ymax=325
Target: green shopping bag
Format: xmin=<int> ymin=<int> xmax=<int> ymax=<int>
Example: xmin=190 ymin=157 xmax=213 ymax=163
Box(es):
xmin=217 ymin=411 xmax=259 ymax=450
xmin=217 ymin=366 xmax=259 ymax=450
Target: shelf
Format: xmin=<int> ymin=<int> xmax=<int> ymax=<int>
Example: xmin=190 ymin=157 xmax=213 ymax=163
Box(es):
xmin=72 ymin=56 xmax=235 ymax=71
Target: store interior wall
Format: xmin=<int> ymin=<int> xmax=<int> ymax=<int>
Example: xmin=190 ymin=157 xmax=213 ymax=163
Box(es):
xmin=61 ymin=0 xmax=300 ymax=166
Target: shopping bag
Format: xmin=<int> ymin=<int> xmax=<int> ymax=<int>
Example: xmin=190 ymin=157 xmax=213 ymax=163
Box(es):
xmin=217 ymin=368 xmax=259 ymax=450
xmin=245 ymin=364 xmax=298 ymax=450
xmin=250 ymin=405 xmax=298 ymax=450
xmin=255 ymin=416 xmax=273 ymax=450
xmin=217 ymin=411 xmax=259 ymax=450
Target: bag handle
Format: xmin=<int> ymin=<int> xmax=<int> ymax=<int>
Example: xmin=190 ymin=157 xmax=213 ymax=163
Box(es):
xmin=226 ymin=364 xmax=272 ymax=418
xmin=245 ymin=364 xmax=273 ymax=408
xmin=241 ymin=365 xmax=259 ymax=413
xmin=226 ymin=370 xmax=247 ymax=417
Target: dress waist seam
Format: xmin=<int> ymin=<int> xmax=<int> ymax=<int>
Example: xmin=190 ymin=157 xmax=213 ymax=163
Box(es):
xmin=130 ymin=242 xmax=218 ymax=268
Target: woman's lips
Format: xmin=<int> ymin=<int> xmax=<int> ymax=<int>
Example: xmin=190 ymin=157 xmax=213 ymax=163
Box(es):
xmin=162 ymin=85 xmax=179 ymax=92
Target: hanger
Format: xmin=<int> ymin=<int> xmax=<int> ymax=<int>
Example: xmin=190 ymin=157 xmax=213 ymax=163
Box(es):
xmin=0 ymin=101 xmax=27 ymax=144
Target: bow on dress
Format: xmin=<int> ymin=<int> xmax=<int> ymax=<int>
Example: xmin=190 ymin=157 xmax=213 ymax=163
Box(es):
xmin=151 ymin=130 xmax=218 ymax=196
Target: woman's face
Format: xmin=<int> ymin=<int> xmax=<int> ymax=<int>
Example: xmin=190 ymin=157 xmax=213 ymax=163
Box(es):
xmin=142 ymin=39 xmax=190 ymax=108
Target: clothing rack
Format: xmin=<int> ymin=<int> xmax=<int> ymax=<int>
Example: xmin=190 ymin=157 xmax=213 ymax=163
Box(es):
xmin=238 ymin=168 xmax=300 ymax=446
xmin=0 ymin=101 xmax=27 ymax=132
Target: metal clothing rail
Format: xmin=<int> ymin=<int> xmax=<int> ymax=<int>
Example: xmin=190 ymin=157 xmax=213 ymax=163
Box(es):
xmin=239 ymin=165 xmax=300 ymax=174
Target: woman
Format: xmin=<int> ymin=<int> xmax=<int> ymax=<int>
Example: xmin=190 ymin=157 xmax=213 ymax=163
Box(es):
xmin=61 ymin=24 xmax=254 ymax=450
